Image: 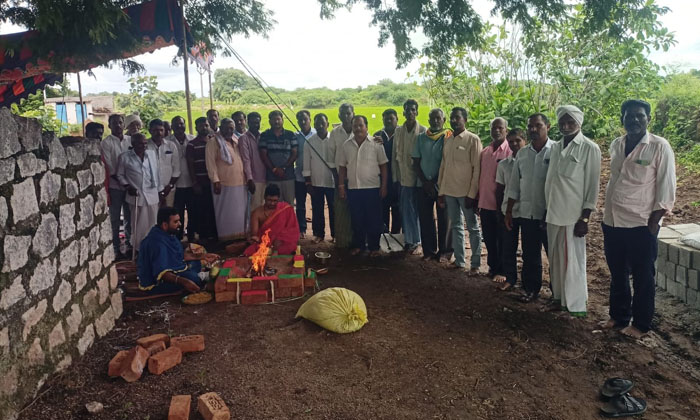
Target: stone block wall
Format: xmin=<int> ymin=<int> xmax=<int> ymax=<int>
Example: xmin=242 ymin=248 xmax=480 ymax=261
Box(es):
xmin=0 ymin=108 xmax=121 ymax=419
xmin=656 ymin=223 xmax=700 ymax=309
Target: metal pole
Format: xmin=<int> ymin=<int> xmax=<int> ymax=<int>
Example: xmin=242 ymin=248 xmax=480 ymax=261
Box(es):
xmin=208 ymin=68 xmax=213 ymax=109
xmin=180 ymin=1 xmax=193 ymax=134
xmin=77 ymin=72 xmax=86 ymax=137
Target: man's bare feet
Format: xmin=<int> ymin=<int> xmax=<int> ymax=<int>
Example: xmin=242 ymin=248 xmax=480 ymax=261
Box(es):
xmin=620 ymin=325 xmax=648 ymax=339
xmin=350 ymin=248 xmax=362 ymax=256
xmin=498 ymin=282 xmax=513 ymax=291
xmin=599 ymin=319 xmax=619 ymax=329
xmin=467 ymin=267 xmax=483 ymax=277
xmin=493 ymin=274 xmax=507 ymax=283
xmin=369 ymin=250 xmax=383 ymax=258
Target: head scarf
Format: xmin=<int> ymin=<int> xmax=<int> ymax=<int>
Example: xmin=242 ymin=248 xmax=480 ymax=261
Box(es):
xmin=124 ymin=114 xmax=142 ymax=128
xmin=425 ymin=128 xmax=452 ymax=141
xmin=556 ymin=105 xmax=584 ymax=127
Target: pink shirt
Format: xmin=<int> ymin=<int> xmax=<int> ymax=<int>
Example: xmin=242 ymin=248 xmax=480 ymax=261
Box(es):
xmin=603 ymin=132 xmax=676 ymax=228
xmin=478 ymin=140 xmax=512 ymax=210
xmin=239 ymin=131 xmax=266 ymax=183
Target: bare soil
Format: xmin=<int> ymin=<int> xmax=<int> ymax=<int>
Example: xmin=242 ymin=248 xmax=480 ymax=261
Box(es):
xmin=18 ymin=160 xmax=700 ymax=420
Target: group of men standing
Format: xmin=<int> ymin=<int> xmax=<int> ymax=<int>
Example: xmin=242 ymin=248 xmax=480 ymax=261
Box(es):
xmin=88 ymin=97 xmax=676 ymax=338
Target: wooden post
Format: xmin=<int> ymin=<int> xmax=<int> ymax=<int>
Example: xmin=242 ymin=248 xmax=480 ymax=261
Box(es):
xmin=77 ymin=72 xmax=85 ymax=137
xmin=208 ymin=68 xmax=213 ymax=109
xmin=180 ymin=1 xmax=193 ymax=134
xmin=199 ymin=67 xmax=205 ymax=115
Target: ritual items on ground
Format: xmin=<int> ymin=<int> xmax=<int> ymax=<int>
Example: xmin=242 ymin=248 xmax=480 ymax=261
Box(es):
xmin=182 ymin=291 xmax=212 ymax=305
xmin=296 ymin=287 xmax=368 ymax=334
xmin=213 ymin=236 xmax=316 ymax=304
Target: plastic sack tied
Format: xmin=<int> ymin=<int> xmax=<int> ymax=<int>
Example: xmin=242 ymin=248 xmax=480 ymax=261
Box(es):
xmin=296 ymin=287 xmax=368 ymax=333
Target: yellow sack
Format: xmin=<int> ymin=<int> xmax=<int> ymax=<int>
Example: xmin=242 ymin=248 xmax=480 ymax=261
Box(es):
xmin=295 ymin=288 xmax=368 ymax=333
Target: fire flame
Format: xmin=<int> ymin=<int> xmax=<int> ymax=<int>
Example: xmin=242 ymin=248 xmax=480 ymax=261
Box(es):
xmin=251 ymin=229 xmax=272 ymax=273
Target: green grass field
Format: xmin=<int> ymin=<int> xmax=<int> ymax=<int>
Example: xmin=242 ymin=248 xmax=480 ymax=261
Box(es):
xmin=163 ymin=105 xmax=431 ymax=135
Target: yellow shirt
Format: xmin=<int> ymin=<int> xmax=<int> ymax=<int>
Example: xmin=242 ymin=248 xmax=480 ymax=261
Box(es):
xmin=437 ymin=129 xmax=482 ymax=198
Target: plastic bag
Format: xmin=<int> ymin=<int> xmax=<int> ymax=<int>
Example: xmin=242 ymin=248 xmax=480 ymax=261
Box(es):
xmin=680 ymin=232 xmax=700 ymax=250
xmin=296 ymin=287 xmax=368 ymax=333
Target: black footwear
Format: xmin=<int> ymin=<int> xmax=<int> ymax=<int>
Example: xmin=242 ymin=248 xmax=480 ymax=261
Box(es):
xmin=600 ymin=394 xmax=646 ymax=418
xmin=600 ymin=378 xmax=635 ymax=400
xmin=518 ymin=292 xmax=538 ymax=303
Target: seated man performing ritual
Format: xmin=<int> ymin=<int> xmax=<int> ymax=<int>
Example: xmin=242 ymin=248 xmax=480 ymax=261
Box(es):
xmin=245 ymin=184 xmax=300 ymax=256
xmin=137 ymin=207 xmax=220 ymax=298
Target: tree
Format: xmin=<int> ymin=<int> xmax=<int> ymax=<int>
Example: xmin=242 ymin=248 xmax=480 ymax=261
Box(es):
xmin=0 ymin=0 xmax=274 ymax=74
xmin=319 ymin=0 xmax=673 ymax=73
xmin=212 ymin=68 xmax=258 ymax=103
xmin=116 ymin=75 xmax=176 ymax=124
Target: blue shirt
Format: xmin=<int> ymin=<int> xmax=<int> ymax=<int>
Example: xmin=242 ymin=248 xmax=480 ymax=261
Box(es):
xmin=411 ymin=132 xmax=446 ymax=188
xmin=295 ymin=128 xmax=316 ymax=182
xmin=259 ymin=129 xmax=298 ymax=181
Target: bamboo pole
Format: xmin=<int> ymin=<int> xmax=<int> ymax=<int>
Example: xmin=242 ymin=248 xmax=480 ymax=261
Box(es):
xmin=180 ymin=1 xmax=193 ymax=134
xmin=77 ymin=72 xmax=86 ymax=137
xmin=208 ymin=68 xmax=213 ymax=109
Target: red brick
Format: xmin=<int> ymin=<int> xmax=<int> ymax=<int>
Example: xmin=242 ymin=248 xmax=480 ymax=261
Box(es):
xmin=214 ymin=277 xmax=229 ymax=293
xmin=277 ymin=276 xmax=302 ymax=288
xmin=168 ymin=395 xmax=191 ymax=420
xmin=215 ymin=290 xmax=236 ymax=302
xmin=136 ymin=333 xmax=170 ymax=348
xmin=120 ymin=345 xmax=150 ymax=382
xmin=145 ymin=340 xmax=166 ymax=356
xmin=290 ymin=286 xmax=304 ymax=297
xmin=304 ymin=276 xmax=316 ymax=288
xmin=276 ymin=287 xmax=291 ymax=298
xmin=197 ymin=392 xmax=230 ymax=420
xmin=291 ymin=266 xmax=305 ymax=275
xmin=251 ymin=278 xmax=271 ymax=290
xmin=241 ymin=290 xmax=268 ymax=305
xmin=170 ymin=335 xmax=205 ymax=353
xmin=148 ymin=346 xmax=182 ymax=375
xmin=238 ymin=281 xmax=251 ymax=291
xmin=108 ymin=350 xmax=129 ymax=377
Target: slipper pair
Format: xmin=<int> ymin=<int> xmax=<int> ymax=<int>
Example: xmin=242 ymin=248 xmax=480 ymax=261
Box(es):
xmin=599 ymin=378 xmax=646 ymax=418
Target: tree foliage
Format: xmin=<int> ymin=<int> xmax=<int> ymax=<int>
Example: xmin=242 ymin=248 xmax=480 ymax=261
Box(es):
xmin=116 ymin=75 xmax=178 ymax=123
xmin=417 ymin=1 xmax=674 ymax=143
xmin=211 ymin=68 xmax=258 ymax=103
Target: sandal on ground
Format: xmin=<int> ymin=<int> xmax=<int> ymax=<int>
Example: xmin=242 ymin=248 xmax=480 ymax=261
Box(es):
xmin=600 ymin=378 xmax=635 ymax=400
xmin=600 ymin=394 xmax=646 ymax=418
xmin=350 ymin=248 xmax=362 ymax=256
xmin=518 ymin=292 xmax=538 ymax=303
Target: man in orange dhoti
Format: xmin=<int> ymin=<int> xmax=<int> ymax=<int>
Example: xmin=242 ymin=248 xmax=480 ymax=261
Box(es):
xmin=244 ymin=184 xmax=300 ymax=256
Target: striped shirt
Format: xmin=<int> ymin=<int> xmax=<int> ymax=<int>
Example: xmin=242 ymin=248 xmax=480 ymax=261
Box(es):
xmin=259 ymin=128 xmax=298 ymax=181
xmin=185 ymin=135 xmax=211 ymax=185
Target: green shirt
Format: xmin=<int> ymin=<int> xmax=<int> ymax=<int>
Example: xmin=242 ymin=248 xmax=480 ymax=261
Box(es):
xmin=411 ymin=132 xmax=445 ymax=188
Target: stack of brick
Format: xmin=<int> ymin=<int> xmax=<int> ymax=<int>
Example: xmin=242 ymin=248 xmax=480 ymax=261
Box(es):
xmin=656 ymin=224 xmax=700 ymax=309
xmin=212 ymin=255 xmax=317 ymax=304
xmin=0 ymin=109 xmax=121 ymax=419
xmin=108 ymin=333 xmax=204 ymax=381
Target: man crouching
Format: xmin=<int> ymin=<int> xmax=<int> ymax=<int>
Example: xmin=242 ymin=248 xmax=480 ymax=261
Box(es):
xmin=138 ymin=207 xmax=220 ymax=296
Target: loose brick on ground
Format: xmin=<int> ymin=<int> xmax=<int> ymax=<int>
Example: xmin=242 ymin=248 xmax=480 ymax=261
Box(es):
xmin=241 ymin=290 xmax=268 ymax=305
xmin=136 ymin=333 xmax=170 ymax=348
xmin=120 ymin=346 xmax=150 ymax=382
xmin=168 ymin=395 xmax=191 ymax=420
xmin=197 ymin=392 xmax=230 ymax=420
xmin=170 ymin=335 xmax=205 ymax=353
xmin=145 ymin=340 xmax=166 ymax=356
xmin=148 ymin=346 xmax=182 ymax=375
xmin=107 ymin=350 xmax=129 ymax=377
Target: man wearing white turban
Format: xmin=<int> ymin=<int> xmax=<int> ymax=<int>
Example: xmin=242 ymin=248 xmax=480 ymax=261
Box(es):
xmin=543 ymin=105 xmax=601 ymax=316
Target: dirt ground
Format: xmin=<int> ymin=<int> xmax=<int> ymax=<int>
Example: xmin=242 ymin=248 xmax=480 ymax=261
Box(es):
xmin=18 ymin=160 xmax=700 ymax=420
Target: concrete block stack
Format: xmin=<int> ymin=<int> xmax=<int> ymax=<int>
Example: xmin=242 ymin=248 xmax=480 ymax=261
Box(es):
xmin=656 ymin=223 xmax=700 ymax=309
xmin=0 ymin=109 xmax=120 ymax=419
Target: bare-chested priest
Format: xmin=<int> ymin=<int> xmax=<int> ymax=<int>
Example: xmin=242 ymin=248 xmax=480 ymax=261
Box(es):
xmin=244 ymin=184 xmax=300 ymax=256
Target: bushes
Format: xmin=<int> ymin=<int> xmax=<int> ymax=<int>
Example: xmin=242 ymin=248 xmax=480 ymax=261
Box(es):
xmin=652 ymin=73 xmax=700 ymax=150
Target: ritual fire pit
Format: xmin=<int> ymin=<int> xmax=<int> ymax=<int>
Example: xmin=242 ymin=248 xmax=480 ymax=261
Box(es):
xmin=213 ymin=230 xmax=317 ymax=304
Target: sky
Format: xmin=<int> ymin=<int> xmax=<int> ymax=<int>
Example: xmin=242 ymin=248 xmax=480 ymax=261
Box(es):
xmin=1 ymin=0 xmax=699 ymax=96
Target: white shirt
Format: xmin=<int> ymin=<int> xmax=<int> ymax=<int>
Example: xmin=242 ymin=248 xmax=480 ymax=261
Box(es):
xmin=117 ymin=149 xmax=161 ymax=206
xmin=147 ymin=138 xmax=180 ymax=190
xmin=496 ymin=156 xmax=519 ymax=217
xmin=295 ymin=128 xmax=317 ymax=182
xmin=338 ymin=135 xmax=389 ymax=189
xmin=302 ymin=132 xmax=335 ymax=188
xmin=329 ymin=124 xmax=353 ymax=169
xmin=100 ymin=134 xmax=131 ymax=190
xmin=544 ymin=132 xmax=601 ymax=226
xmin=507 ymin=139 xmax=556 ymax=220
xmin=166 ymin=133 xmax=195 ymax=188
xmin=603 ymin=132 xmax=676 ymax=228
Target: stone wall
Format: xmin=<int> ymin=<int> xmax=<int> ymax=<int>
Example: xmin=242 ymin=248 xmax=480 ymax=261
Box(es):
xmin=0 ymin=108 xmax=121 ymax=419
xmin=656 ymin=223 xmax=700 ymax=309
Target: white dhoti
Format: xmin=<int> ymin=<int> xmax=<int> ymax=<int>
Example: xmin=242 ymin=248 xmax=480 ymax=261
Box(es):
xmin=547 ymin=223 xmax=588 ymax=315
xmin=130 ymin=203 xmax=159 ymax=252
